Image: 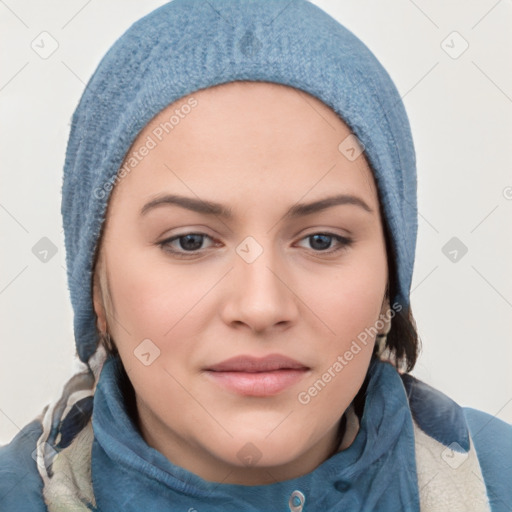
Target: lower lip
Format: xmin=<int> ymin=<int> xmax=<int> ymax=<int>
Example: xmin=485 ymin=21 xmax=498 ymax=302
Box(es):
xmin=205 ymin=369 xmax=309 ymax=397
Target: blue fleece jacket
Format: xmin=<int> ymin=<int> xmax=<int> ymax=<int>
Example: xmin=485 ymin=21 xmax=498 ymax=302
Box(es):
xmin=1 ymin=356 xmax=511 ymax=511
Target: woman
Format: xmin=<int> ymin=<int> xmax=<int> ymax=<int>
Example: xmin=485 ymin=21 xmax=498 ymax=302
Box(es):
xmin=1 ymin=1 xmax=510 ymax=511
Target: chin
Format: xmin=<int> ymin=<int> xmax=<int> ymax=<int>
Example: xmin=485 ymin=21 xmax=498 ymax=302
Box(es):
xmin=220 ymin=431 xmax=311 ymax=468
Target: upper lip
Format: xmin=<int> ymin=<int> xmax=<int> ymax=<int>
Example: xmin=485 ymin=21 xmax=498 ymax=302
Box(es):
xmin=205 ymin=354 xmax=309 ymax=373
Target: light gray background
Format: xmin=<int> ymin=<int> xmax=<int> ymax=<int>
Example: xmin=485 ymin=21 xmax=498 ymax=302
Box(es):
xmin=1 ymin=0 xmax=511 ymax=444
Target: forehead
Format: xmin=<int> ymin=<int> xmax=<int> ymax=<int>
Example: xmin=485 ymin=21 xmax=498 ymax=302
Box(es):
xmin=110 ymin=81 xmax=379 ymax=212
xmin=131 ymin=80 xmax=363 ymax=161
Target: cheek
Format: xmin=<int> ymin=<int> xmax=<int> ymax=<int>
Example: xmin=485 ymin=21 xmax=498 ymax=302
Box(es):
xmin=293 ymin=244 xmax=386 ymax=412
xmin=106 ymin=256 xmax=207 ymax=410
xmin=301 ymin=243 xmax=387 ymax=341
xmin=295 ymin=346 xmax=371 ymax=450
xmin=104 ymin=245 xmax=201 ymax=345
xmin=294 ymin=283 xmax=381 ymax=436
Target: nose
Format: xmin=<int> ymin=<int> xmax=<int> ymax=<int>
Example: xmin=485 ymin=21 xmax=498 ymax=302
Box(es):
xmin=220 ymin=240 xmax=299 ymax=334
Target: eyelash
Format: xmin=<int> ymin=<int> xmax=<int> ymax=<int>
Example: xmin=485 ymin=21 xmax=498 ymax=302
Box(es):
xmin=157 ymin=232 xmax=353 ymax=259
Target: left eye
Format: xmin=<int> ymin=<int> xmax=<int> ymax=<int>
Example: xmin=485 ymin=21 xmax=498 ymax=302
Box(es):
xmin=297 ymin=233 xmax=353 ymax=253
xmin=158 ymin=232 xmax=353 ymax=257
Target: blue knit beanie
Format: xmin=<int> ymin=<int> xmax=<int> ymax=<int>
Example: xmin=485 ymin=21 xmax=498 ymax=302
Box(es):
xmin=61 ymin=0 xmax=417 ymax=363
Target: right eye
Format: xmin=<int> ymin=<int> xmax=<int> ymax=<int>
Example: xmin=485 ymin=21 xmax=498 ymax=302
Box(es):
xmin=157 ymin=232 xmax=219 ymax=258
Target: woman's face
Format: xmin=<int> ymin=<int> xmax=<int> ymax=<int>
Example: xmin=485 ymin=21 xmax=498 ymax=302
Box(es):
xmin=93 ymin=81 xmax=390 ymax=484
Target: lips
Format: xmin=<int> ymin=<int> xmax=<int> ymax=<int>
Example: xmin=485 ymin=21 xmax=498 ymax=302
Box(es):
xmin=205 ymin=354 xmax=309 ymax=373
xmin=204 ymin=354 xmax=310 ymax=397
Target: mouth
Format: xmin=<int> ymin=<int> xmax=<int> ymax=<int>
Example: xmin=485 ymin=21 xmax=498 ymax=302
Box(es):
xmin=204 ymin=354 xmax=310 ymax=397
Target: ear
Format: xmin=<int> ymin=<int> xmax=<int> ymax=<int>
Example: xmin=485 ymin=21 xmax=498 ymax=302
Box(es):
xmin=378 ymin=289 xmax=392 ymax=335
xmin=92 ymin=260 xmax=107 ymax=334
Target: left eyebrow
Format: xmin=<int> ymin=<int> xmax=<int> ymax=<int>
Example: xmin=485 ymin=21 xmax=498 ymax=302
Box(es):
xmin=285 ymin=193 xmax=373 ymax=218
xmin=139 ymin=193 xmax=373 ymax=219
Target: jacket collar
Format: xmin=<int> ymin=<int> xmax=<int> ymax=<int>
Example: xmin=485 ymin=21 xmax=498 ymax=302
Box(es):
xmin=91 ymin=355 xmax=419 ymax=511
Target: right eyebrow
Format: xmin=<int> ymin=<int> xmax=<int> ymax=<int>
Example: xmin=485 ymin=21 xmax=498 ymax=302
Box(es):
xmin=140 ymin=194 xmax=233 ymax=218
